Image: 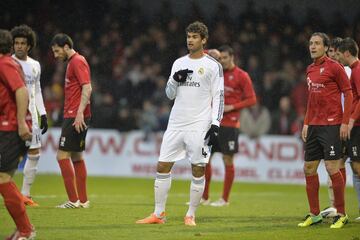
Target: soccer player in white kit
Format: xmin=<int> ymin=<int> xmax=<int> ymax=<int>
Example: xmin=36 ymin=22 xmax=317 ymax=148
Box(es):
xmin=11 ymin=25 xmax=48 ymax=207
xmin=136 ymin=21 xmax=224 ymax=226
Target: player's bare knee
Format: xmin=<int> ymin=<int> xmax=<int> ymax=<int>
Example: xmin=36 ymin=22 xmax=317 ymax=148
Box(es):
xmin=191 ymin=164 xmax=205 ymax=177
xmin=0 ymin=171 xmax=14 ymax=183
xmin=352 ymin=162 xmax=360 ymax=175
xmin=28 ymin=148 xmax=40 ymax=155
xmin=157 ymin=162 xmax=173 ymax=173
xmin=303 ymin=163 xmax=317 ymax=176
xmin=324 ymin=160 xmax=340 ymax=175
xmin=223 ymin=154 xmax=234 ymax=166
xmin=57 ymin=150 xmax=71 ymax=161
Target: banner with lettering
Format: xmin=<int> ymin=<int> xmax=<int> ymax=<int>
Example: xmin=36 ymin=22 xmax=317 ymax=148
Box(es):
xmin=37 ymin=129 xmax=353 ymax=185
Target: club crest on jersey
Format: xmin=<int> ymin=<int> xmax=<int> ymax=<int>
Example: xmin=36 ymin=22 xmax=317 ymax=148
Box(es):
xmin=320 ymin=67 xmax=324 ymax=74
xmin=198 ymin=67 xmax=204 ymax=75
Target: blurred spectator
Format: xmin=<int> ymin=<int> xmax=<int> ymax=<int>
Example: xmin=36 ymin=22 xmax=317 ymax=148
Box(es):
xmin=240 ymin=100 xmax=271 ymax=138
xmin=270 ymin=96 xmax=297 ymax=135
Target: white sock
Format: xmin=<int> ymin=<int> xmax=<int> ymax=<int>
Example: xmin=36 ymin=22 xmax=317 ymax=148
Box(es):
xmin=154 ymin=172 xmax=171 ymax=217
xmin=327 ymin=175 xmax=334 ymax=207
xmin=21 ymin=154 xmax=40 ymax=196
xmin=186 ymin=175 xmax=205 ymax=217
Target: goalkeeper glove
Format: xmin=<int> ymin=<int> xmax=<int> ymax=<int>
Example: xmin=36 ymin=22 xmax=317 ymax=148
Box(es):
xmin=173 ymin=69 xmax=193 ymax=82
xmin=40 ymin=114 xmax=48 ymax=134
xmin=204 ymin=124 xmax=219 ymax=146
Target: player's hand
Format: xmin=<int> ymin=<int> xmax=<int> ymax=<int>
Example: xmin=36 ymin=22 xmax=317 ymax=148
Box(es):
xmin=224 ymin=105 xmax=234 ymax=113
xmin=18 ymin=121 xmax=32 ymax=141
xmin=40 ymin=114 xmax=48 ymax=134
xmin=348 ymin=118 xmax=355 ymax=138
xmin=204 ymin=124 xmax=219 ymax=146
xmin=301 ymin=124 xmax=308 ymax=142
xmin=173 ymin=69 xmax=193 ymax=82
xmin=73 ymin=112 xmax=87 ymax=133
xmin=340 ymin=123 xmax=349 ymax=141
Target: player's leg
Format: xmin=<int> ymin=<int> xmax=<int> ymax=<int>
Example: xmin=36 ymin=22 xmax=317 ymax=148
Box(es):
xmin=352 ymin=162 xmax=360 ymax=220
xmin=72 ymin=152 xmax=88 ymax=207
xmin=137 ymin=130 xmax=183 ymax=224
xmin=211 ymin=127 xmax=238 ymax=207
xmin=0 ymin=132 xmax=35 ymax=238
xmin=298 ymin=126 xmax=323 ymax=227
xmin=21 ymin=148 xmax=40 ymax=207
xmin=349 ymin=127 xmax=360 ymax=220
xmin=56 ymin=149 xmax=79 ymax=208
xmin=321 ymin=125 xmax=348 ymax=228
xmin=202 ymin=155 xmax=212 ymax=202
xmin=185 ymin=164 xmax=206 ymax=226
xmin=184 ymin=130 xmax=210 ymax=226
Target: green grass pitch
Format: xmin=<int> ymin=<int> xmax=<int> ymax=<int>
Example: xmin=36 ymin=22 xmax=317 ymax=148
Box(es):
xmin=1 ymin=174 xmax=359 ymax=239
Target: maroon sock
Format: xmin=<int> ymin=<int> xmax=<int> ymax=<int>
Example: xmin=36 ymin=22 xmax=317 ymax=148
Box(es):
xmin=202 ymin=163 xmax=212 ymax=200
xmin=58 ymin=158 xmax=78 ymax=202
xmin=222 ymin=165 xmax=235 ymax=202
xmin=73 ymin=160 xmax=88 ymax=203
xmin=340 ymin=167 xmax=346 ymax=187
xmin=305 ymin=174 xmax=320 ymax=215
xmin=330 ymin=171 xmax=345 ymax=215
xmin=0 ymin=181 xmax=32 ymax=234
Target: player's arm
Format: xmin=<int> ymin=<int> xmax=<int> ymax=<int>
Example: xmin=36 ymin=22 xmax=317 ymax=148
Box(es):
xmin=73 ymin=60 xmax=92 ymax=133
xmin=336 ymin=65 xmax=353 ymax=140
xmin=165 ymin=62 xmax=179 ymax=100
xmin=226 ymin=73 xmax=256 ymax=112
xmin=34 ymin=63 xmax=48 ymax=134
xmin=211 ymin=64 xmax=224 ymax=127
xmin=349 ymin=73 xmax=360 ymax=134
xmin=16 ymin=86 xmax=32 ymax=141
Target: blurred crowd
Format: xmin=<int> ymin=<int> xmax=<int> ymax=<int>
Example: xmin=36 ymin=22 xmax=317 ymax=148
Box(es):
xmin=2 ymin=0 xmax=360 ymax=138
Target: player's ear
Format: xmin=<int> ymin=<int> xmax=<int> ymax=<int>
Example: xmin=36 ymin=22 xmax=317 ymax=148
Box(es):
xmin=202 ymin=38 xmax=207 ymax=46
xmin=324 ymin=46 xmax=329 ymax=52
xmin=64 ymin=44 xmax=70 ymax=51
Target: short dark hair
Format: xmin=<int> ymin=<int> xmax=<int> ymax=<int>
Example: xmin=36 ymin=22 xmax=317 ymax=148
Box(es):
xmin=338 ymin=37 xmax=359 ymax=57
xmin=0 ymin=29 xmax=13 ymax=54
xmin=311 ymin=32 xmax=330 ymax=47
xmin=51 ymin=33 xmax=73 ymax=49
xmin=186 ymin=21 xmax=208 ymax=40
xmin=219 ymin=45 xmax=234 ymax=56
xmin=11 ymin=24 xmax=37 ymax=52
xmin=329 ymin=37 xmax=343 ymax=50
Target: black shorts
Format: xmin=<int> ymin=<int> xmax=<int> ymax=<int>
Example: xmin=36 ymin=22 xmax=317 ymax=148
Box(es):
xmin=305 ymin=125 xmax=342 ymax=161
xmin=348 ymin=126 xmax=360 ymax=162
xmin=58 ymin=118 xmax=90 ymax=152
xmin=211 ymin=126 xmax=239 ymax=155
xmin=0 ymin=131 xmax=28 ymax=172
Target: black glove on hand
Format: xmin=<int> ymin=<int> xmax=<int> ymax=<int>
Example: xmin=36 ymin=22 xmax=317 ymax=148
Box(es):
xmin=40 ymin=114 xmax=48 ymax=134
xmin=204 ymin=124 xmax=219 ymax=146
xmin=173 ymin=69 xmax=193 ymax=82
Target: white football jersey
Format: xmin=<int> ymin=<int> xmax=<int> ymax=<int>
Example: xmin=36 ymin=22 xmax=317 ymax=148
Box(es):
xmin=12 ymin=55 xmax=46 ymax=125
xmin=165 ymin=54 xmax=224 ymax=131
xmin=341 ymin=66 xmax=351 ymax=110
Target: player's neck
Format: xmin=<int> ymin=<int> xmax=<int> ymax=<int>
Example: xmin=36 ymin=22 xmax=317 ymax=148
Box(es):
xmin=189 ymin=49 xmax=204 ymax=59
xmin=66 ymin=49 xmax=76 ymax=59
xmin=348 ymin=57 xmax=358 ymax=66
xmin=16 ymin=55 xmax=27 ymax=61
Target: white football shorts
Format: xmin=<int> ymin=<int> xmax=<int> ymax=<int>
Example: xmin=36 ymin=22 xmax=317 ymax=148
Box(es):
xmin=158 ymin=130 xmax=211 ymax=165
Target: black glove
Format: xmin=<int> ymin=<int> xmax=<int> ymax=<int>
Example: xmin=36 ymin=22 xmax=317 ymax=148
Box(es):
xmin=173 ymin=69 xmax=193 ymax=82
xmin=40 ymin=114 xmax=48 ymax=134
xmin=204 ymin=124 xmax=219 ymax=146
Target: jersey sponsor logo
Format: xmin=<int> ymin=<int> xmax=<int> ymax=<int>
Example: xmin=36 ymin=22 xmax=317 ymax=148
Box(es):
xmin=320 ymin=67 xmax=324 ymax=74
xmin=178 ymin=72 xmax=200 ymax=87
xmin=307 ymin=77 xmax=325 ymax=92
